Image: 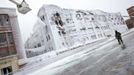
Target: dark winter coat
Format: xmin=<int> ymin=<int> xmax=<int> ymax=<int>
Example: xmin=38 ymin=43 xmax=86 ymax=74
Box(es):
xmin=115 ymin=31 xmax=121 ymax=39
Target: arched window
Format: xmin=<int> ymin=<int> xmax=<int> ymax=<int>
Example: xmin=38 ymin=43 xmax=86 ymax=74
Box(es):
xmin=76 ymin=14 xmax=82 ymax=20
xmin=40 ymin=15 xmax=45 ymax=21
xmin=52 ymin=12 xmax=63 ymax=26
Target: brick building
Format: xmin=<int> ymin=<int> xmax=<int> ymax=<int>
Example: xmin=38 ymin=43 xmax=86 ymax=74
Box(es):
xmin=126 ymin=6 xmax=134 ymax=29
xmin=0 ymin=8 xmax=26 ymax=75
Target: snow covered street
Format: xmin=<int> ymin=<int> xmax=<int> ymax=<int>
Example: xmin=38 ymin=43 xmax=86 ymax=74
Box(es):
xmin=17 ymin=29 xmax=134 ymax=75
xmin=15 ymin=38 xmax=107 ymax=75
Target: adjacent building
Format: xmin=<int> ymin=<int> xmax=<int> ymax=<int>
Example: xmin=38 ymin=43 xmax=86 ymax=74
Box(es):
xmin=25 ymin=19 xmax=47 ymax=57
xmin=0 ymin=8 xmax=26 ymax=75
xmin=126 ymin=6 xmax=134 ymax=29
xmin=25 ymin=5 xmax=128 ymax=55
xmin=127 ymin=6 xmax=134 ymax=17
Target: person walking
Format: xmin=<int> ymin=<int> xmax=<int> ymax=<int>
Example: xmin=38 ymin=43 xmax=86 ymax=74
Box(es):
xmin=115 ymin=30 xmax=124 ymax=45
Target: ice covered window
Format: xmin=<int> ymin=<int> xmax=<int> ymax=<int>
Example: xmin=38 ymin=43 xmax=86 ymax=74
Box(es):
xmin=80 ymin=27 xmax=86 ymax=31
xmin=66 ymin=19 xmax=69 ymax=23
xmin=34 ymin=46 xmax=37 ymax=48
xmin=62 ymin=30 xmax=66 ymax=34
xmin=45 ymin=26 xmax=49 ymax=33
xmin=37 ymin=43 xmax=41 ymax=47
xmin=76 ymin=14 xmax=82 ymax=20
xmin=46 ymin=34 xmax=51 ymax=41
xmin=103 ymin=16 xmax=106 ymax=22
xmin=40 ymin=15 xmax=45 ymax=21
xmin=91 ymin=35 xmax=97 ymax=39
xmin=115 ymin=18 xmax=117 ymax=20
xmin=48 ymin=34 xmax=50 ymax=40
xmin=53 ymin=13 xmax=63 ymax=26
xmin=58 ymin=31 xmax=61 ymax=36
xmin=62 ymin=42 xmax=65 ymax=46
xmin=59 ymin=20 xmax=63 ymax=26
xmin=98 ymin=34 xmax=102 ymax=38
xmin=91 ymin=18 xmax=94 ymax=21
xmin=66 ymin=18 xmax=74 ymax=24
xmin=46 ymin=36 xmax=48 ymax=41
xmin=55 ymin=13 xmax=60 ymax=17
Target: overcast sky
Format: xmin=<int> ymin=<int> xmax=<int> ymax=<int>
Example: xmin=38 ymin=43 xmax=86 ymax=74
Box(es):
xmin=0 ymin=0 xmax=134 ymax=43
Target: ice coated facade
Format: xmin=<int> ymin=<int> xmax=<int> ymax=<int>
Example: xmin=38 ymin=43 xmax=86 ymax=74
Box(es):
xmin=25 ymin=5 xmax=128 ymax=54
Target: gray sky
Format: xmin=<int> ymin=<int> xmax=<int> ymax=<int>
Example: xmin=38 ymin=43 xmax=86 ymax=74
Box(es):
xmin=1 ymin=0 xmax=134 ymax=43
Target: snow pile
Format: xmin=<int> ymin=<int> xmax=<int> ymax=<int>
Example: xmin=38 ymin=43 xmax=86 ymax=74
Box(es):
xmin=56 ymin=38 xmax=106 ymax=55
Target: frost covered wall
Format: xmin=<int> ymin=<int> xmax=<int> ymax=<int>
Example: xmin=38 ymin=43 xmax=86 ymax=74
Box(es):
xmin=26 ymin=4 xmax=128 ymax=52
